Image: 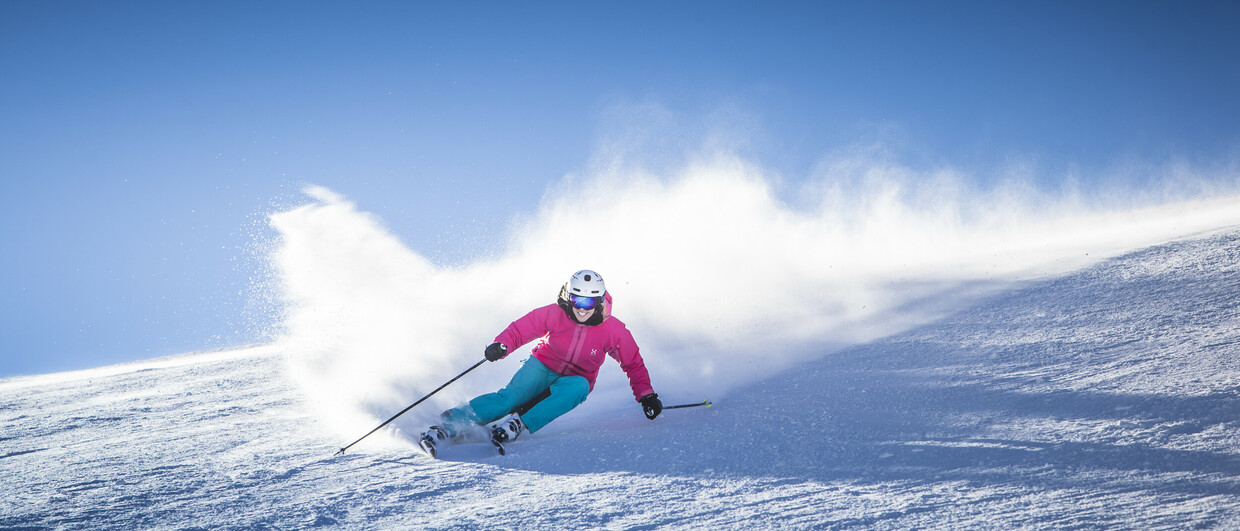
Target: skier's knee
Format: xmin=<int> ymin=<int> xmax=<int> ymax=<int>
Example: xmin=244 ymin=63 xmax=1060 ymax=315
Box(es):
xmin=555 ymin=376 xmax=590 ymax=405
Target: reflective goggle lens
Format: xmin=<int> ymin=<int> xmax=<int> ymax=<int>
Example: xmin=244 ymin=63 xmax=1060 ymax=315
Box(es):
xmin=571 ymin=295 xmax=599 ymax=310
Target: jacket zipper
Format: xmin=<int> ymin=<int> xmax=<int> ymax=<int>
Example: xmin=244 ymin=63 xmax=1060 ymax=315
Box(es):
xmin=563 ymin=324 xmax=588 ymax=374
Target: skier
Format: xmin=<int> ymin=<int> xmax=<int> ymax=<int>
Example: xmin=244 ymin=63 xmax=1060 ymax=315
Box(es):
xmin=420 ymin=270 xmax=662 ymax=456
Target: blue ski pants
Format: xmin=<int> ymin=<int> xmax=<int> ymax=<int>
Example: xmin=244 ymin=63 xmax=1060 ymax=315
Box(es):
xmin=441 ymin=356 xmax=589 ymax=436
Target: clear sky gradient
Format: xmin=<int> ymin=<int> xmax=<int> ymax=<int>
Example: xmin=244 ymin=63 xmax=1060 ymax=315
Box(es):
xmin=2 ymin=1 xmax=1238 ymax=377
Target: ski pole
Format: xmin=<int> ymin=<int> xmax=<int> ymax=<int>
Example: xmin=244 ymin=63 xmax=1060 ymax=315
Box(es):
xmin=334 ymin=358 xmax=487 ymax=456
xmin=664 ymin=399 xmax=712 ymax=410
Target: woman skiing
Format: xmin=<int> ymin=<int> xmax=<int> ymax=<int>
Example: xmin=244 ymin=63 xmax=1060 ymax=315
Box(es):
xmin=419 ymin=270 xmax=662 ymax=456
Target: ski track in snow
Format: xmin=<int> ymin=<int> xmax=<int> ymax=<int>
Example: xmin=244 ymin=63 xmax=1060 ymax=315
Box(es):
xmin=5 ymin=228 xmax=1240 ymax=529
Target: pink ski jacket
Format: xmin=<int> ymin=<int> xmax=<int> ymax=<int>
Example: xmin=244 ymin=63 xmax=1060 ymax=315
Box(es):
xmin=492 ymin=293 xmax=655 ymax=402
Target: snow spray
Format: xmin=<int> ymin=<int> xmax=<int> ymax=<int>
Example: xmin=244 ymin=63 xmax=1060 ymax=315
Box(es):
xmin=266 ymin=153 xmax=1240 ymax=444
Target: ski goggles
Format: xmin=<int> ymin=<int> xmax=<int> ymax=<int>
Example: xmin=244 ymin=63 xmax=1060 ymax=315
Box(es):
xmin=570 ymin=295 xmax=602 ymax=310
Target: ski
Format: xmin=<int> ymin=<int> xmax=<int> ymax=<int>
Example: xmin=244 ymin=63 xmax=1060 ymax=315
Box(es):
xmin=420 ymin=438 xmax=505 ymax=459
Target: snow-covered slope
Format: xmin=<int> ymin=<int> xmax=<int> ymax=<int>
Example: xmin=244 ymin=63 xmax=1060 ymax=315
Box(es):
xmin=4 ymin=227 xmax=1240 ymax=529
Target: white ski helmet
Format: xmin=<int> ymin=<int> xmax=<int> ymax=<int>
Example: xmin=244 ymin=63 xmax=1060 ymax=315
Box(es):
xmin=567 ymin=269 xmax=606 ymax=297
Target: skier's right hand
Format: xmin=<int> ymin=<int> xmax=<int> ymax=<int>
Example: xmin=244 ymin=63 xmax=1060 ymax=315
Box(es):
xmin=484 ymin=342 xmax=508 ymax=362
xmin=640 ymin=393 xmax=663 ymax=420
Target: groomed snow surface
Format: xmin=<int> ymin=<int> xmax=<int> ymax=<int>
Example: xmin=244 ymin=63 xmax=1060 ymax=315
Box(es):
xmin=5 ymin=228 xmax=1240 ymax=529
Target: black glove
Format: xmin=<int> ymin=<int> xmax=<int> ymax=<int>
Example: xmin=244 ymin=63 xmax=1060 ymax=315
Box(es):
xmin=640 ymin=393 xmax=662 ymax=420
xmin=484 ymin=342 xmax=508 ymax=362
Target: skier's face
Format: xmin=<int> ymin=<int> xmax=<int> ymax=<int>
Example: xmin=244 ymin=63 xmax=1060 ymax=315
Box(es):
xmin=572 ymin=306 xmax=595 ymax=322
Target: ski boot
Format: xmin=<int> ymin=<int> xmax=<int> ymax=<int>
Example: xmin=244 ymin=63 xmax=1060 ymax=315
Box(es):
xmin=418 ymin=425 xmax=450 ymax=459
xmin=490 ymin=413 xmax=527 ymax=443
xmin=485 ymin=414 xmax=526 ymax=455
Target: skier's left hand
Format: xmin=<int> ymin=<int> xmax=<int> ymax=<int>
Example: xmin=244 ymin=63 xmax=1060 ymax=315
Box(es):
xmin=640 ymin=393 xmax=662 ymax=420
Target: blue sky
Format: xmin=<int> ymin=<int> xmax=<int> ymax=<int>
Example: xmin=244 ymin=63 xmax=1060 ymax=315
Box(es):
xmin=2 ymin=1 xmax=1238 ymax=378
